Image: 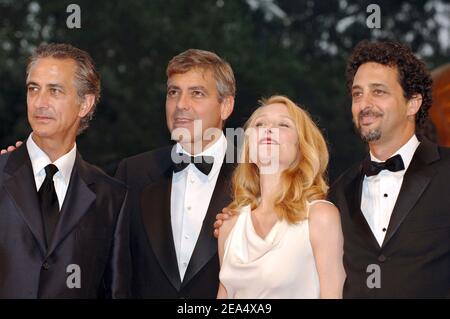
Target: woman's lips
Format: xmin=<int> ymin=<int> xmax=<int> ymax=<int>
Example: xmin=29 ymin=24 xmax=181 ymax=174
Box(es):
xmin=259 ymin=137 xmax=279 ymax=145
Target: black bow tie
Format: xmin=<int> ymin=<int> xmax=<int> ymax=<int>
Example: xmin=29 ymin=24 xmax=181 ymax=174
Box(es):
xmin=172 ymin=153 xmax=214 ymax=176
xmin=362 ymin=154 xmax=405 ymax=177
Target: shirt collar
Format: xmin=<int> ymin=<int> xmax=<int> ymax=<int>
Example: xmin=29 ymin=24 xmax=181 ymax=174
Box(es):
xmin=175 ymin=132 xmax=227 ymax=179
xmin=369 ymin=134 xmax=420 ymax=173
xmin=26 ymin=133 xmax=77 ymax=185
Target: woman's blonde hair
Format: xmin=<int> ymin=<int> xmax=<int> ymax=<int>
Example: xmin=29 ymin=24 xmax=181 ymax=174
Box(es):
xmin=228 ymin=95 xmax=329 ymax=224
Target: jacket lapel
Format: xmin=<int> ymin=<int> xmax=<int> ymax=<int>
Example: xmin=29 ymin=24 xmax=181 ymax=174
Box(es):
xmin=140 ymin=167 xmax=182 ymax=291
xmin=46 ymin=152 xmax=96 ymax=257
xmin=3 ymin=145 xmax=47 ymax=254
xmin=381 ymin=140 xmax=438 ymax=248
xmin=181 ymin=160 xmax=234 ymax=289
xmin=344 ymin=160 xmax=380 ymax=250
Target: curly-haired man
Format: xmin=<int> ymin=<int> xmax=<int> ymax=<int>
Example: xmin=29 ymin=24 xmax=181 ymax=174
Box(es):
xmin=329 ymin=41 xmax=450 ymax=298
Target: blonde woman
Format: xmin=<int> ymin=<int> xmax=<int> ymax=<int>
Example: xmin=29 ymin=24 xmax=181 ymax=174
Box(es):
xmin=217 ymin=95 xmax=345 ymax=299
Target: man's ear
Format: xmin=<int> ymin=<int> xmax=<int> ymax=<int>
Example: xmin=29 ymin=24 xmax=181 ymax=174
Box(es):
xmin=78 ymin=94 xmax=95 ymax=118
xmin=220 ymin=96 xmax=234 ymax=121
xmin=407 ymin=94 xmax=423 ymax=117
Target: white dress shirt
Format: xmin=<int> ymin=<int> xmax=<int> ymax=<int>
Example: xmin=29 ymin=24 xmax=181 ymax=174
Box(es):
xmin=171 ymin=133 xmax=227 ymax=280
xmin=26 ymin=133 xmax=76 ymax=210
xmin=361 ymin=134 xmax=420 ymax=246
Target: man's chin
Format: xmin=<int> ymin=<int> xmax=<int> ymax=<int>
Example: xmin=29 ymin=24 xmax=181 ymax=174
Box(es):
xmin=360 ymin=129 xmax=382 ymax=143
xmin=171 ymin=122 xmax=195 ymax=132
xmin=172 ymin=132 xmax=196 ymax=142
xmin=31 ymin=128 xmax=54 ymax=139
xmin=175 ymin=136 xmax=204 ymax=146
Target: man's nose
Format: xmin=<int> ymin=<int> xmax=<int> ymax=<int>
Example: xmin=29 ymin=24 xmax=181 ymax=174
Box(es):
xmin=33 ymin=91 xmax=50 ymax=109
xmin=358 ymin=92 xmax=374 ymax=111
xmin=176 ymin=92 xmax=190 ymax=110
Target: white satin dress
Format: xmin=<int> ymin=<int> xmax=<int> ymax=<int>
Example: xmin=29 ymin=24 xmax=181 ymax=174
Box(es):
xmin=219 ymin=200 xmax=333 ymax=299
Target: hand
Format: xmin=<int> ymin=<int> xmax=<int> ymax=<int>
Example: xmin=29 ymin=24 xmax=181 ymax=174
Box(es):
xmin=213 ymin=207 xmax=232 ymax=238
xmin=0 ymin=141 xmax=23 ymax=155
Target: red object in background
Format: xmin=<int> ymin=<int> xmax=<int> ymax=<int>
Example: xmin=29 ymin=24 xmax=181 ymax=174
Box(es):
xmin=431 ymin=63 xmax=450 ymax=147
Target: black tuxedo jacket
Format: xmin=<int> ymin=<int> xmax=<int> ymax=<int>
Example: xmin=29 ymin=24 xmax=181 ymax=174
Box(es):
xmin=115 ymin=145 xmax=235 ymax=298
xmin=329 ymin=139 xmax=450 ymax=298
xmin=0 ymin=145 xmax=130 ymax=298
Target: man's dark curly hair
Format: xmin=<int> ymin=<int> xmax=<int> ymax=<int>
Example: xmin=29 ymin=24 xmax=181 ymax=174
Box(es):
xmin=346 ymin=41 xmax=433 ymax=128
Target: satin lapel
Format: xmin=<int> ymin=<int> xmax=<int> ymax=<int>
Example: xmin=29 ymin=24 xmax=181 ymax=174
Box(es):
xmin=46 ymin=152 xmax=96 ymax=257
xmin=181 ymin=161 xmax=234 ymax=289
xmin=381 ymin=140 xmax=438 ymax=248
xmin=344 ymin=161 xmax=380 ymax=250
xmin=140 ymin=168 xmax=182 ymax=291
xmin=3 ymin=145 xmax=47 ymax=254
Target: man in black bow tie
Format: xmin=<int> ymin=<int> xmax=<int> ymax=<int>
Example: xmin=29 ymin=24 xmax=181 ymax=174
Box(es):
xmin=171 ymin=153 xmax=215 ymax=176
xmin=115 ymin=49 xmax=236 ymax=298
xmin=329 ymin=41 xmax=450 ymax=298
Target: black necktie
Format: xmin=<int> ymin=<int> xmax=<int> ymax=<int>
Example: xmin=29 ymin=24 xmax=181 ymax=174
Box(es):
xmin=38 ymin=164 xmax=60 ymax=248
xmin=362 ymin=154 xmax=405 ymax=177
xmin=172 ymin=153 xmax=214 ymax=176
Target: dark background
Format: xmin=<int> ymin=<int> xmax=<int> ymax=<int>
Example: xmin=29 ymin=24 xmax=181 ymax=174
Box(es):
xmin=1 ymin=0 xmax=449 ymax=181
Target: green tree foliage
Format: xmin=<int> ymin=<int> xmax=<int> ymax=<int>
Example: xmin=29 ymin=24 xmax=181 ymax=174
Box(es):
xmin=0 ymin=0 xmax=448 ymax=179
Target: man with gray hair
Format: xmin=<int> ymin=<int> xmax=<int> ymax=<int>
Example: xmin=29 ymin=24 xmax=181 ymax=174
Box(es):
xmin=115 ymin=49 xmax=236 ymax=298
xmin=0 ymin=43 xmax=130 ymax=298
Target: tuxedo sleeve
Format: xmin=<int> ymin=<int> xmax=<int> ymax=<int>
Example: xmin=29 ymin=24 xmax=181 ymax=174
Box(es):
xmin=103 ymin=190 xmax=132 ymax=298
xmin=327 ymin=181 xmax=338 ymax=204
xmin=114 ymin=159 xmax=128 ymax=184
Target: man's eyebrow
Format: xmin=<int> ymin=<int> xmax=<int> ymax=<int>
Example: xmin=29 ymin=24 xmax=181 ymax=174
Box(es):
xmin=369 ymin=83 xmax=388 ymax=89
xmin=166 ymin=85 xmax=209 ymax=93
xmin=26 ymin=82 xmax=65 ymax=91
xmin=188 ymin=86 xmax=207 ymax=91
xmin=26 ymin=81 xmax=39 ymax=87
xmin=351 ymin=83 xmax=388 ymax=90
xmin=47 ymin=83 xmax=65 ymax=90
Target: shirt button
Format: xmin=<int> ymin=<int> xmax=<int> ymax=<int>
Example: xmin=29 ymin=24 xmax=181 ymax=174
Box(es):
xmin=190 ymin=178 xmax=195 ymax=184
xmin=187 ymin=206 xmax=191 ymax=211
xmin=184 ymin=234 xmax=190 ymax=239
xmin=183 ymin=262 xmax=188 ymax=267
xmin=384 ymin=194 xmax=388 ymax=197
xmin=382 ymin=228 xmax=387 ymax=232
xmin=42 ymin=262 xmax=50 ymax=270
